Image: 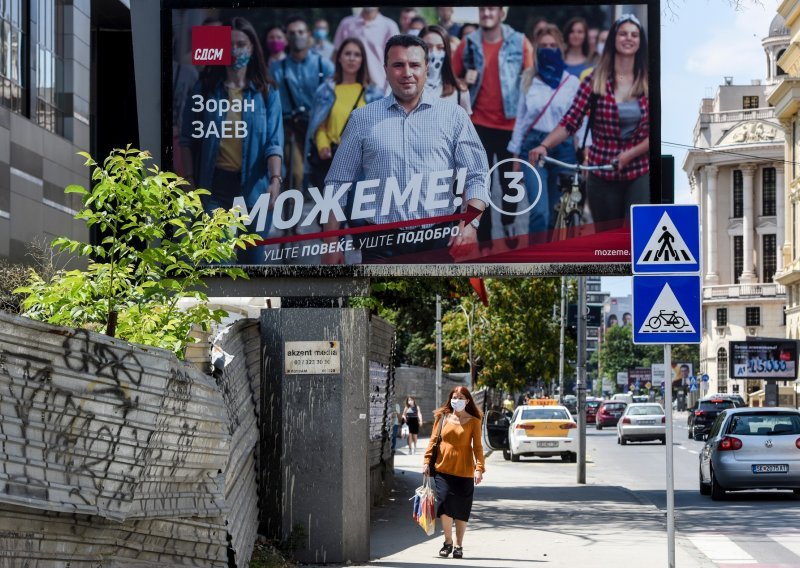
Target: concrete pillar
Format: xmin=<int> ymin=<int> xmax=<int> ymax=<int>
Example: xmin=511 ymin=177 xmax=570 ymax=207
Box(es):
xmin=781 ymin=119 xmax=793 ymax=271
xmin=776 ymin=162 xmax=785 ymax=274
xmin=260 ymin=308 xmax=370 ymax=564
xmin=705 ymin=165 xmax=720 ymax=284
xmin=740 ymin=164 xmax=757 ymax=284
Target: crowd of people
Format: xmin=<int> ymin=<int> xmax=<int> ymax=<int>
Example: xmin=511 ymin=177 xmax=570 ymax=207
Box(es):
xmin=176 ymin=6 xmax=650 ymax=263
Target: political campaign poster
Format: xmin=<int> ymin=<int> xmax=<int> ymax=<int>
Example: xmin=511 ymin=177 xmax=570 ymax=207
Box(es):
xmin=164 ymin=1 xmax=660 ymax=275
xmin=729 ymin=340 xmax=799 ymax=380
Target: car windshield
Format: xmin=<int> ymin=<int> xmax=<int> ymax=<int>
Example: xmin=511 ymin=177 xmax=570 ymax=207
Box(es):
xmin=602 ymin=403 xmax=626 ymax=411
xmin=521 ymin=408 xmax=570 ymax=420
xmin=699 ymin=400 xmax=735 ymax=411
xmin=586 ymin=401 xmax=601 ymax=409
xmin=633 ymin=396 xmax=649 ymax=403
xmin=627 ymin=405 xmax=663 ymax=416
xmin=727 ymin=413 xmax=800 ymax=436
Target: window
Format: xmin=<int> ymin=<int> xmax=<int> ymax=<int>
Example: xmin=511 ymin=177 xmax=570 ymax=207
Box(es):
xmin=742 ymin=95 xmax=759 ymax=109
xmin=717 ymin=348 xmax=728 ymax=393
xmin=762 ymin=167 xmax=776 ymax=216
xmin=746 ymin=307 xmax=761 ymax=326
xmin=0 ymin=0 xmax=26 ymax=114
xmin=733 ymin=170 xmax=744 ymax=218
xmin=778 ymin=49 xmax=787 ymax=76
xmin=35 ymin=0 xmax=64 ymax=134
xmin=763 ymin=234 xmax=777 ymax=282
xmin=734 ymin=236 xmax=744 ymax=283
xmin=716 ymin=308 xmax=727 ymax=327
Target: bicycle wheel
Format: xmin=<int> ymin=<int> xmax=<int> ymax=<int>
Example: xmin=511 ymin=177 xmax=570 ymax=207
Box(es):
xmin=647 ymin=316 xmax=662 ymax=330
xmin=672 ymin=316 xmax=686 ymax=330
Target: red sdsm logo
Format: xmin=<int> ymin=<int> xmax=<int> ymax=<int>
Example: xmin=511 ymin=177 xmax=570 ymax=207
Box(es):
xmin=191 ymin=26 xmax=231 ymax=66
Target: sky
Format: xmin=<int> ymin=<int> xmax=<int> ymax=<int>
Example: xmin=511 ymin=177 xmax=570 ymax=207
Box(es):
xmin=602 ymin=0 xmax=780 ymax=298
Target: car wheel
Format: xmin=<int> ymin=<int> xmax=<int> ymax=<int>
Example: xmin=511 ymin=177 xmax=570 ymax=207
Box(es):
xmin=699 ymin=466 xmax=711 ymax=496
xmin=570 ymin=452 xmax=577 ymax=463
xmin=710 ymin=467 xmax=726 ymax=501
xmin=620 ymin=436 xmax=627 ymax=446
xmin=661 ymin=437 xmax=667 ymax=445
xmin=687 ymin=429 xmax=692 ymax=439
xmin=502 ymin=449 xmax=511 ymax=461
xmin=510 ymin=449 xmax=520 ymax=463
xmin=561 ymin=453 xmax=571 ymax=462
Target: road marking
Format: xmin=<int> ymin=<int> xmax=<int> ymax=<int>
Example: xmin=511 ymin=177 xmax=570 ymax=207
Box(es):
xmin=688 ymin=534 xmax=754 ymax=564
xmin=770 ymin=533 xmax=800 ymax=557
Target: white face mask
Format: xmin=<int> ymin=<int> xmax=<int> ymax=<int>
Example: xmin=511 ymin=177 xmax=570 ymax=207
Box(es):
xmin=596 ymin=41 xmax=605 ymax=55
xmin=451 ymin=398 xmax=467 ymax=412
xmin=426 ymin=51 xmax=445 ymax=90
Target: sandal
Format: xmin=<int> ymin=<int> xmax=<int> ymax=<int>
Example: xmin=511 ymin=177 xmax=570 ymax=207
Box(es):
xmin=439 ymin=541 xmax=453 ymax=557
xmin=452 ymin=546 xmax=463 ymax=559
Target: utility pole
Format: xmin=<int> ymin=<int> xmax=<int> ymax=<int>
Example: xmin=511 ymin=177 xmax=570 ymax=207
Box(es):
xmin=577 ymin=276 xmax=586 ymax=484
xmin=436 ymin=294 xmax=442 ymax=410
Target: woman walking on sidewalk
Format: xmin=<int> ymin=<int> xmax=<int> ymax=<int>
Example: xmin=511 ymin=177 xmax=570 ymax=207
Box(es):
xmin=423 ymin=386 xmax=485 ymax=560
xmin=403 ymin=397 xmax=423 ymax=454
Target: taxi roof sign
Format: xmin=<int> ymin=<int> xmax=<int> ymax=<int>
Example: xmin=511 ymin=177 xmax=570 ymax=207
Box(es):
xmin=527 ymin=399 xmax=559 ymax=406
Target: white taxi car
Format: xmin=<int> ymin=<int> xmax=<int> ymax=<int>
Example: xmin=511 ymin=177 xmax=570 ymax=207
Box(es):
xmin=507 ymin=400 xmax=577 ymax=462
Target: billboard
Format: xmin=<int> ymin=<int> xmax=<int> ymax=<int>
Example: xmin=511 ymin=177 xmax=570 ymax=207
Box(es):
xmin=729 ymin=340 xmax=799 ymax=380
xmin=603 ymin=295 xmax=632 ymax=328
xmin=164 ymin=1 xmax=660 ymax=275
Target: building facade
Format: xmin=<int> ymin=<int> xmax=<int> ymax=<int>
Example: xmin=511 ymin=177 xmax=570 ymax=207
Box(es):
xmin=683 ymin=16 xmax=789 ymax=401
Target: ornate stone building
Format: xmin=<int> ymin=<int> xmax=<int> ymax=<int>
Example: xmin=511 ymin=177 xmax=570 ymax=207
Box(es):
xmin=683 ymin=16 xmax=789 ymax=401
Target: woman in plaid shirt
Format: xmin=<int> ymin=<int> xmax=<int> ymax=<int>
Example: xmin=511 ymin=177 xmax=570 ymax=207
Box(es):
xmin=530 ymin=14 xmax=649 ymax=227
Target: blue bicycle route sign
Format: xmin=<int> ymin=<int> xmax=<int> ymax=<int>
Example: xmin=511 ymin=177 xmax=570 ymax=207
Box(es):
xmin=632 ymin=275 xmax=701 ymax=345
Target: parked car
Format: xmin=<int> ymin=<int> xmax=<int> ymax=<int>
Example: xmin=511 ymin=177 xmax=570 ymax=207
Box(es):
xmin=699 ymin=407 xmax=800 ymax=500
xmin=617 ymin=403 xmax=666 ymax=445
xmin=586 ymin=398 xmax=602 ymax=424
xmin=506 ymin=400 xmax=577 ymax=462
xmin=596 ymin=400 xmax=627 ymax=430
xmin=705 ymin=393 xmax=747 ymax=407
xmin=689 ymin=397 xmax=736 ymax=440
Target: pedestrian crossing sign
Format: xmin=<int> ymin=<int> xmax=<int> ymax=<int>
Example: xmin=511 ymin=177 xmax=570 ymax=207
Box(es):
xmin=632 ymin=275 xmax=701 ymax=345
xmin=631 ymin=205 xmax=700 ymax=274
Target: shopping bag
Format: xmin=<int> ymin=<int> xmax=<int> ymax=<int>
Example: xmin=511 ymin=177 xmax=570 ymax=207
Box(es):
xmin=410 ymin=475 xmax=436 ymax=536
xmin=401 ymin=424 xmax=409 ymax=438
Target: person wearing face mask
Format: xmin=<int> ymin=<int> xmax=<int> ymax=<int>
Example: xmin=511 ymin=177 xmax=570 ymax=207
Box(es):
xmin=596 ymin=28 xmax=609 ymax=57
xmin=420 ymin=25 xmax=471 ymax=115
xmin=507 ymin=24 xmax=580 ymax=238
xmin=333 ymin=7 xmax=399 ymax=91
xmin=179 ymin=16 xmax=283 ymax=264
xmin=264 ymin=25 xmax=288 ymax=65
xmin=311 ymin=18 xmax=334 ymax=61
xmin=271 ymin=16 xmax=334 ymax=194
xmin=423 ymin=386 xmax=485 ymax=560
xmin=402 ymin=396 xmax=424 ymax=454
xmin=408 ymin=16 xmax=427 ymax=36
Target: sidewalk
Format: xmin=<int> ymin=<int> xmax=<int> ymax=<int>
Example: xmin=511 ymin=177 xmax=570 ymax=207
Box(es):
xmin=353 ymin=436 xmax=714 ymax=568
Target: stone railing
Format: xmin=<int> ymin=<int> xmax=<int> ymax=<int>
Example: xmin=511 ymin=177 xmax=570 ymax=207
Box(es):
xmin=698 ymin=108 xmax=775 ymax=124
xmin=703 ymin=282 xmax=786 ymax=299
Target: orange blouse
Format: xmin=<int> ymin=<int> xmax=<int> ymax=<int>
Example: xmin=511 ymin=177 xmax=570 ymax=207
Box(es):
xmin=423 ymin=413 xmax=486 ymax=478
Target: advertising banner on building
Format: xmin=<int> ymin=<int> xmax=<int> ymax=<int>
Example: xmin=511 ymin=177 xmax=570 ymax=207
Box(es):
xmin=165 ymin=1 xmax=659 ymax=275
xmin=729 ymin=340 xmax=799 ymax=380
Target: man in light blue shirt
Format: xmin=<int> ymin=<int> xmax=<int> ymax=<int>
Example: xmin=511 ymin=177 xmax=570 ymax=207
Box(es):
xmin=270 ymin=16 xmax=334 ymax=192
xmin=325 ymin=34 xmax=490 ymax=264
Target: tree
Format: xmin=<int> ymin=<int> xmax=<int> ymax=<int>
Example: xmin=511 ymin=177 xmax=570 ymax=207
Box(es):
xmin=16 ymin=147 xmax=255 ymax=357
xmin=442 ymin=278 xmax=570 ymax=393
xmin=597 ymin=324 xmax=661 ymax=390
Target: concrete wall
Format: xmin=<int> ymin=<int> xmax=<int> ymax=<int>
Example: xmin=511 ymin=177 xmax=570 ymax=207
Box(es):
xmin=394 ymin=365 xmax=468 ymax=437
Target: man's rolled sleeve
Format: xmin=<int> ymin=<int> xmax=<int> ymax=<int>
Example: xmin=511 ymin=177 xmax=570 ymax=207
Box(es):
xmin=265 ymin=88 xmax=285 ymax=158
xmin=453 ymin=112 xmax=490 ymax=205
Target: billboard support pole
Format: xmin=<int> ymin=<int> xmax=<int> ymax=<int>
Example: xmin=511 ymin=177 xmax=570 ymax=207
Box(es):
xmin=559 ymin=276 xmax=566 ymax=400
xmin=665 ymin=344 xmax=675 ymax=568
xmin=577 ymin=276 xmax=586 ymax=484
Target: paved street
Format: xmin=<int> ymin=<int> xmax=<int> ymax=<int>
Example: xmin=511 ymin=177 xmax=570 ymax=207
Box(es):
xmin=349 ymin=412 xmax=800 ymax=568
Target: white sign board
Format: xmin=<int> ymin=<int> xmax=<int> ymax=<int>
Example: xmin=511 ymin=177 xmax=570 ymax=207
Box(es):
xmin=616 ymin=371 xmax=628 ymax=386
xmin=285 ymin=341 xmax=341 ymax=375
xmin=651 ymin=363 xmax=666 ymax=385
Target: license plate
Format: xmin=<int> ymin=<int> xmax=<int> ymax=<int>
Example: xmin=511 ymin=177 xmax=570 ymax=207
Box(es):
xmin=639 ymin=420 xmax=655 ymax=425
xmin=752 ymin=464 xmax=789 ymax=474
xmin=537 ymin=441 xmax=559 ymax=448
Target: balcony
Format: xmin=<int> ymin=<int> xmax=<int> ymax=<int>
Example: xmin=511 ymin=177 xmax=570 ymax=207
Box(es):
xmin=698 ymin=108 xmax=776 ymax=125
xmin=703 ymin=283 xmax=786 ymax=300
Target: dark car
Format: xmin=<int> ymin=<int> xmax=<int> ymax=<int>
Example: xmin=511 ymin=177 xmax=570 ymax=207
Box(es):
xmin=586 ymin=398 xmax=602 ymax=424
xmin=706 ymin=393 xmax=747 ymax=408
xmin=688 ymin=397 xmax=736 ymax=440
xmin=596 ymin=401 xmax=627 ymax=430
xmin=563 ymin=395 xmax=578 ymax=417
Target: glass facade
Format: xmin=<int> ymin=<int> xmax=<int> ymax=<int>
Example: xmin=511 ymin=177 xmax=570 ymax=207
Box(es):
xmin=35 ymin=0 xmax=63 ymax=134
xmin=0 ymin=0 xmax=25 ymax=114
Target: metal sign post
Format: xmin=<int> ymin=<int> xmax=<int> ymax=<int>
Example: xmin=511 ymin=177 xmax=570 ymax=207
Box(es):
xmin=577 ymin=276 xmax=586 ymax=485
xmin=664 ymin=344 xmax=674 ymax=567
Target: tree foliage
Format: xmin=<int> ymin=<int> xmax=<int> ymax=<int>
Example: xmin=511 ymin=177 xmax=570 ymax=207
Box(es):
xmin=15 ymin=147 xmax=256 ymax=357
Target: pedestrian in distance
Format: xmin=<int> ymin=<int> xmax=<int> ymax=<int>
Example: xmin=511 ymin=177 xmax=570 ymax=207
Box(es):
xmin=423 ymin=386 xmax=485 ymax=560
xmin=403 ymin=396 xmax=424 ymax=454
xmin=562 ymin=17 xmax=592 ymax=79
xmin=264 ymin=25 xmax=288 ymax=65
xmin=333 ymin=7 xmax=399 ymax=91
xmin=508 ymin=23 xmax=580 ymax=238
xmin=324 ymin=34 xmax=490 ymax=263
xmin=529 ymin=13 xmax=650 ymax=227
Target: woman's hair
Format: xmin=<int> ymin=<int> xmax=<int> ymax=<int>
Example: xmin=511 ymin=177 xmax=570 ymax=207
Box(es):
xmin=563 ymin=17 xmax=590 ymax=57
xmin=591 ymin=15 xmax=648 ymax=98
xmin=202 ymin=16 xmax=275 ymax=98
xmin=434 ymin=386 xmax=483 ymax=420
xmin=333 ymin=37 xmax=372 ymax=86
xmin=521 ymin=24 xmax=565 ymax=93
xmin=405 ymin=397 xmax=416 ymax=407
xmin=419 ymin=24 xmax=465 ymax=98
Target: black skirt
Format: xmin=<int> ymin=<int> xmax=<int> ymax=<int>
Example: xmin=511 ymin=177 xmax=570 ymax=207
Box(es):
xmin=406 ymin=416 xmax=420 ymax=435
xmin=434 ymin=471 xmax=474 ymax=522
